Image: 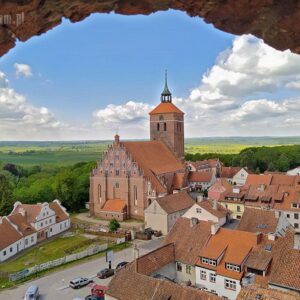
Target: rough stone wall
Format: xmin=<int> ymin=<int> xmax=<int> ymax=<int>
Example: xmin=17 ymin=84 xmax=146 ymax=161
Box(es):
xmin=1 ymin=0 xmax=300 ymax=57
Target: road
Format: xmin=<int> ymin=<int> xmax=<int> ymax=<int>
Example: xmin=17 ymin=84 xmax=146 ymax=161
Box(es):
xmin=0 ymin=238 xmax=163 ymax=300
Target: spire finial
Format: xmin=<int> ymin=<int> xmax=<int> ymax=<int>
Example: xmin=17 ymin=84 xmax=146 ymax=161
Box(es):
xmin=161 ymin=69 xmax=172 ymax=103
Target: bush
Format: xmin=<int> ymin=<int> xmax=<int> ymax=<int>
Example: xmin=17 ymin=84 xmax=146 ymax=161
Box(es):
xmin=109 ymin=219 xmax=120 ymax=232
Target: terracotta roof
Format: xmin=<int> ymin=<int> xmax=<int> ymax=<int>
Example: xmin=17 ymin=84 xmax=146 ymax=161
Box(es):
xmin=237 ymin=208 xmax=278 ymax=234
xmin=107 ymin=263 xmax=221 ymax=300
xmin=188 ymin=159 xmax=221 ymax=169
xmin=101 ymin=199 xmax=126 ymax=213
xmin=245 ymin=250 xmax=273 ymax=271
xmin=149 ymin=102 xmax=184 ymax=115
xmin=246 ymin=174 xmax=273 ymax=186
xmin=271 ymin=174 xmax=300 ymax=186
xmin=237 ymin=284 xmax=300 ymax=300
xmin=198 ymin=228 xmax=259 ymax=267
xmin=274 ymin=186 xmax=300 ymax=211
xmin=7 ymin=213 xmax=36 ymax=237
xmin=12 ymin=203 xmax=43 ymax=223
xmin=123 ymin=141 xmax=185 ymax=194
xmin=188 ymin=171 xmax=213 ymax=183
xmin=136 ymin=243 xmax=175 ymax=275
xmin=209 ymin=178 xmax=232 ymax=193
xmin=49 ymin=200 xmax=69 ymax=223
xmin=220 ymin=167 xmax=242 ymax=179
xmin=172 ymin=172 xmax=186 ymax=190
xmin=0 ymin=217 xmax=23 ymax=250
xmin=198 ymin=200 xmax=230 ymax=218
xmin=268 ymin=230 xmax=300 ymax=291
xmin=156 ymin=191 xmax=194 ymax=214
xmin=164 ymin=217 xmax=212 ymax=265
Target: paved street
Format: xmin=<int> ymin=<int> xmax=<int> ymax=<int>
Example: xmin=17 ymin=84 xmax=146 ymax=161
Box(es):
xmin=0 ymin=238 xmax=163 ymax=300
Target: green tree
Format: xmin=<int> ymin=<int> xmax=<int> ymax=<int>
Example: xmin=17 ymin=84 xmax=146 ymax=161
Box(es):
xmin=276 ymin=154 xmax=290 ymax=172
xmin=267 ymin=162 xmax=275 ymax=171
xmin=109 ymin=219 xmax=120 ymax=232
xmin=0 ymin=174 xmax=14 ymax=215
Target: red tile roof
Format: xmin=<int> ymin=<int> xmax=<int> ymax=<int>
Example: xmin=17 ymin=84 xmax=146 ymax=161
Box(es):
xmin=0 ymin=217 xmax=23 ymax=250
xmin=188 ymin=171 xmax=213 ymax=183
xmin=164 ymin=218 xmax=212 ymax=265
xmin=237 ymin=208 xmax=279 ymax=234
xmin=198 ymin=199 xmax=230 ymax=218
xmin=101 ymin=199 xmax=127 ymax=213
xmin=8 ymin=213 xmax=36 ymax=237
xmin=220 ymin=167 xmax=242 ymax=179
xmin=12 ymin=203 xmax=43 ymax=223
xmin=246 ymin=174 xmax=273 ymax=186
xmin=149 ymin=102 xmax=184 ymax=115
xmin=156 ymin=191 xmax=194 ymax=214
xmin=49 ymin=200 xmax=69 ymax=223
xmin=123 ymin=141 xmax=185 ymax=194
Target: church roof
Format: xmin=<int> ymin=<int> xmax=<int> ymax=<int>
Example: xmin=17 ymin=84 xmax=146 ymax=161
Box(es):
xmin=149 ymin=102 xmax=184 ymax=115
xmin=122 ymin=141 xmax=185 ymax=194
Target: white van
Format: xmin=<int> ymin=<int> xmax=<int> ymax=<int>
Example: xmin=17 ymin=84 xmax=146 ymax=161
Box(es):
xmin=24 ymin=285 xmax=39 ymax=300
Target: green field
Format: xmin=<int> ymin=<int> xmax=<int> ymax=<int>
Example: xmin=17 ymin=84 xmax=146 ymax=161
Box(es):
xmin=0 ymin=137 xmax=300 ymax=166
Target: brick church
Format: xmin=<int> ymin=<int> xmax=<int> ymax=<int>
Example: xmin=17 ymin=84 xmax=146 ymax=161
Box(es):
xmin=89 ymin=74 xmax=187 ymax=220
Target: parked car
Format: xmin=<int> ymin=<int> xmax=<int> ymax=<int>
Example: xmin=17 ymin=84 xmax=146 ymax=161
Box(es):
xmin=115 ymin=261 xmax=128 ymax=271
xmin=97 ymin=268 xmax=115 ymax=279
xmin=24 ymin=285 xmax=39 ymax=300
xmin=85 ymin=295 xmax=104 ymax=300
xmin=69 ymin=278 xmax=93 ymax=289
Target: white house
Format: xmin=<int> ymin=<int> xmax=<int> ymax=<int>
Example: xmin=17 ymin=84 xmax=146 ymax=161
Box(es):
xmin=287 ymin=166 xmax=300 ymax=176
xmin=144 ymin=191 xmax=194 ymax=235
xmin=188 ymin=171 xmax=216 ymax=191
xmin=232 ymin=168 xmax=250 ymax=186
xmin=0 ymin=200 xmax=71 ymax=262
xmin=183 ymin=199 xmax=231 ymax=227
xmin=11 ymin=199 xmax=70 ymax=241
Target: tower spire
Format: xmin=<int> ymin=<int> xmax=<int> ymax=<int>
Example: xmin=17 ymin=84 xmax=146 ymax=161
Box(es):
xmin=161 ymin=69 xmax=172 ymax=103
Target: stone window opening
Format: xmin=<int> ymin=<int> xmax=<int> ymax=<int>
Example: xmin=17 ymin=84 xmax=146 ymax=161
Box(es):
xmin=164 ymin=122 xmax=167 ymax=131
xmin=157 ymin=123 xmax=160 ymax=131
xmin=176 ymin=262 xmax=182 ymax=272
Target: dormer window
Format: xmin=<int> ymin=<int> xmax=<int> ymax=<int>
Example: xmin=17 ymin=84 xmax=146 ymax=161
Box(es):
xmin=196 ymin=208 xmax=202 ymax=213
xmin=201 ymin=257 xmax=217 ymax=266
xmin=225 ymin=263 xmax=240 ymax=272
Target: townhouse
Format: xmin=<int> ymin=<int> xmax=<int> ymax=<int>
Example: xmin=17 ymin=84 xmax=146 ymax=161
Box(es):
xmin=186 ymin=159 xmax=222 ymax=177
xmin=188 ymin=171 xmax=216 ymax=191
xmin=144 ymin=191 xmax=194 ymax=235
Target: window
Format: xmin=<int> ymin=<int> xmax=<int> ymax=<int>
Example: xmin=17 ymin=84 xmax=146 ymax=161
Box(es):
xmin=50 ymin=228 xmax=53 ymax=233
xmin=224 ymin=279 xmax=236 ymax=290
xmin=164 ymin=122 xmax=167 ymax=131
xmin=157 ymin=123 xmax=160 ymax=131
xmin=237 ymin=206 xmax=241 ymax=212
xmin=65 ymin=222 xmax=67 ymax=228
xmin=10 ymin=247 xmax=12 ymax=253
xmin=41 ymin=222 xmax=43 ymax=227
xmin=25 ymin=238 xmax=28 ymax=245
xmin=3 ymin=250 xmax=6 ymax=256
xmin=134 ymin=185 xmax=138 ymax=206
xmin=116 ymin=170 xmax=120 ymax=176
xmin=115 ymin=182 xmax=120 ymax=188
xmin=201 ymin=257 xmax=216 ymax=266
xmin=49 ymin=218 xmax=52 ymax=224
xmin=60 ymin=224 xmax=62 ymax=230
xmin=225 ymin=263 xmax=240 ymax=272
xmin=295 ymin=213 xmax=299 ymax=220
xmin=186 ymin=265 xmax=192 ymax=274
xmin=210 ymin=273 xmax=216 ymax=283
xmin=98 ymin=184 xmax=102 ymax=202
xmin=287 ymin=214 xmax=290 ymax=218
xmin=196 ymin=208 xmax=202 ymax=213
xmin=295 ymin=223 xmax=299 ymax=229
xmin=200 ymin=270 xmax=207 ymax=280
xmin=31 ymin=236 xmax=34 ymax=243
xmin=176 ymin=262 xmax=182 ymax=272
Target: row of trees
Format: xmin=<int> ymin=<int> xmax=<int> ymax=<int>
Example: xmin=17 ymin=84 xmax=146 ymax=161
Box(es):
xmin=0 ymin=161 xmax=95 ymax=216
xmin=185 ymin=145 xmax=300 ymax=173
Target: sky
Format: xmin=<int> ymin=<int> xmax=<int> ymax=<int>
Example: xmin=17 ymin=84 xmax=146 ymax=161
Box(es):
xmin=0 ymin=9 xmax=300 ymax=140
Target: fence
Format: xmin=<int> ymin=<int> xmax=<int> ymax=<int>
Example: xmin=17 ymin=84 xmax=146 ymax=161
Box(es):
xmin=9 ymin=243 xmax=108 ymax=282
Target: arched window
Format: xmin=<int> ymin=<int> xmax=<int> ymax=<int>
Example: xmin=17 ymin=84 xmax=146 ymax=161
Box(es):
xmin=98 ymin=184 xmax=101 ymax=202
xmin=164 ymin=122 xmax=167 ymax=131
xmin=134 ymin=185 xmax=138 ymax=206
xmin=157 ymin=123 xmax=160 ymax=131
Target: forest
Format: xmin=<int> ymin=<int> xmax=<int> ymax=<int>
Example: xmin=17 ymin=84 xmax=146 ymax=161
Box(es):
xmin=1 ymin=143 xmax=300 ymax=216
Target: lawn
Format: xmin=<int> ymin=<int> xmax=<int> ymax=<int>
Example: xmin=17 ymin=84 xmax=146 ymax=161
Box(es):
xmin=0 ymin=232 xmax=100 ymax=273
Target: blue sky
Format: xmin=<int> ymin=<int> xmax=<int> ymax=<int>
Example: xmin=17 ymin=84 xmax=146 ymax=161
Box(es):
xmin=0 ymin=9 xmax=300 ymax=140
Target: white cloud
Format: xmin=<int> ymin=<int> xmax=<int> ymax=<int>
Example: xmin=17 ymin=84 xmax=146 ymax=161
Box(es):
xmin=14 ymin=63 xmax=33 ymax=78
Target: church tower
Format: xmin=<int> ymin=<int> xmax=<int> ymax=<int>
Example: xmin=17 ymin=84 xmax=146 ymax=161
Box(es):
xmin=149 ymin=71 xmax=184 ymax=160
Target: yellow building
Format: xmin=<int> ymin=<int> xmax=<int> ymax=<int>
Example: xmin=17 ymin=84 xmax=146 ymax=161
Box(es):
xmin=219 ymin=188 xmax=245 ymax=219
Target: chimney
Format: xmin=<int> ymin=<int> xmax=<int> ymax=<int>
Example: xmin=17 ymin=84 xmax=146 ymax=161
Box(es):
xmin=114 ymin=134 xmax=120 ymax=147
xmin=256 ymin=232 xmax=263 ymax=244
xmin=294 ymin=234 xmax=300 ymax=250
xmin=190 ymin=217 xmax=198 ymax=227
xmin=211 ymin=223 xmax=220 ymax=235
xmin=213 ymin=199 xmax=218 ymax=210
xmin=197 ymin=195 xmax=204 ymax=203
xmin=268 ymin=232 xmax=276 ymax=241
xmin=19 ymin=207 xmax=26 ymax=217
